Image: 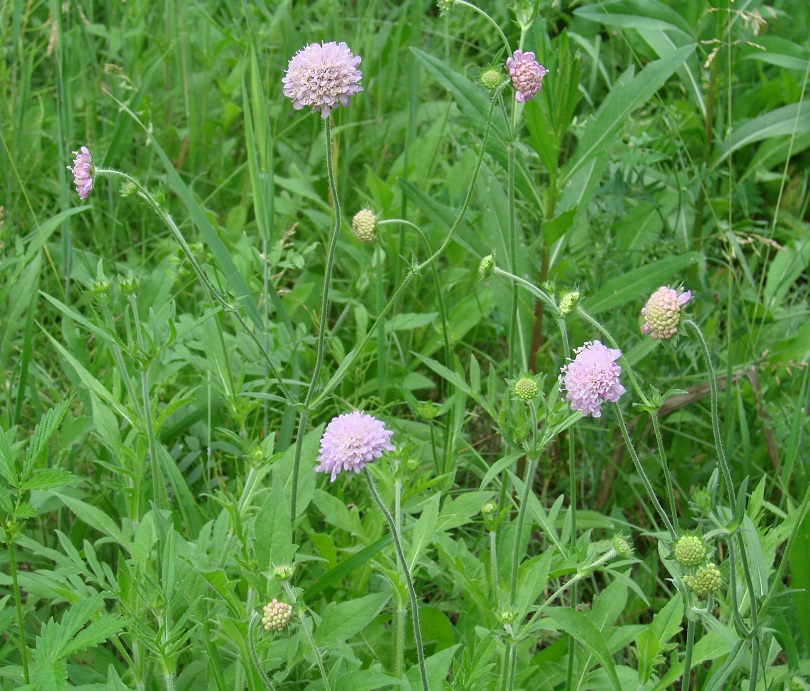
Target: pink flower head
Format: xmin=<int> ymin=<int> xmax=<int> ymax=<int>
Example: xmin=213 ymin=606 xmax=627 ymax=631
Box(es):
xmin=641 ymin=286 xmax=692 ymax=339
xmin=506 ymin=50 xmax=547 ymax=103
xmin=315 ymin=411 xmax=394 ymax=481
xmin=282 ymin=41 xmax=363 ymax=119
xmin=560 ymin=340 xmax=626 ymax=418
xmin=68 ymin=146 xmax=94 ymax=200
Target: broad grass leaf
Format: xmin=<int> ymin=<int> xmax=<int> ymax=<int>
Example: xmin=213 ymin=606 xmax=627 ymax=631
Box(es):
xmin=790 ymin=508 xmax=810 ymax=652
xmin=763 ymin=238 xmax=810 ymax=310
xmin=314 ymin=592 xmax=391 ymax=647
xmin=564 ymin=45 xmax=695 ymax=184
xmin=574 ymin=0 xmax=693 ymax=38
xmin=741 ymin=37 xmax=810 ymax=71
xmin=409 ymin=492 xmax=440 ymax=570
xmin=714 ymin=100 xmax=810 ymax=167
xmin=334 ymin=671 xmax=404 ymax=691
xmin=406 ymin=645 xmax=461 ymax=691
xmin=304 ymin=534 xmax=392 ymax=599
xmin=51 ymin=490 xmax=127 ymax=548
xmin=548 ymin=607 xmax=622 ymax=691
xmin=585 ymin=252 xmax=703 ymax=314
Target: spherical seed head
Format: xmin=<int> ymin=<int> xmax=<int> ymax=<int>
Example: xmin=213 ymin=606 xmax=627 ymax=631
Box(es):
xmin=481 ymin=69 xmax=502 ymax=90
xmin=514 ymin=377 xmax=539 ymax=401
xmin=282 ymin=42 xmax=363 ymax=119
xmin=315 ymin=411 xmax=395 ymax=482
xmin=683 ymin=563 xmax=722 ymax=597
xmin=478 ymin=255 xmax=494 ymax=282
xmin=351 ymin=209 xmax=377 ymax=242
xmin=559 ymin=341 xmax=626 ymax=418
xmin=262 ymin=599 xmax=293 ymax=632
xmin=641 ymin=286 xmax=692 ymax=339
xmin=68 ymin=146 xmax=94 ymax=200
xmin=613 ymin=533 xmax=634 ymax=558
xmin=675 ymin=535 xmax=707 ymax=567
xmin=559 ymin=291 xmax=580 ymax=316
xmin=506 ymin=50 xmax=548 ymax=103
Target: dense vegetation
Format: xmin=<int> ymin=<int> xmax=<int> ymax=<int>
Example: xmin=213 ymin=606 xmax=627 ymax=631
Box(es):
xmin=1 ymin=0 xmax=809 ymax=689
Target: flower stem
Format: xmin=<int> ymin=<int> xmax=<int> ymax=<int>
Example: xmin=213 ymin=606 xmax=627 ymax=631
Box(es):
xmin=455 ymin=0 xmax=511 ymax=54
xmin=282 ymin=581 xmax=331 ymax=691
xmin=364 ymin=473 xmax=429 ymax=691
xmin=613 ymin=403 xmax=677 ymax=539
xmin=509 ymin=455 xmax=538 ymax=603
xmin=8 ymin=539 xmax=29 ymax=684
xmin=95 ymin=167 xmax=294 ymax=406
xmin=311 ymin=86 xmax=505 ymax=410
xmin=290 ymin=117 xmax=344 ymax=520
xmin=651 ymin=413 xmax=679 ymax=530
xmin=681 ymin=617 xmax=695 ymax=691
xmin=248 ymin=612 xmax=278 ymax=691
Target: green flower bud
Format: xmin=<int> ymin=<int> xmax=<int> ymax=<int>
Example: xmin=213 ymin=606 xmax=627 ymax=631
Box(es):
xmin=514 ymin=377 xmax=538 ymax=401
xmin=478 ymin=255 xmax=494 ymax=282
xmin=273 ymin=564 xmax=294 ymax=581
xmin=558 ymin=291 xmax=580 ymax=316
xmin=613 ymin=533 xmax=634 ymax=558
xmin=481 ymin=69 xmax=502 ymax=90
xmin=683 ymin=563 xmax=722 ymax=597
xmin=674 ymin=535 xmax=707 ymax=567
xmin=437 ymin=0 xmax=455 ymax=13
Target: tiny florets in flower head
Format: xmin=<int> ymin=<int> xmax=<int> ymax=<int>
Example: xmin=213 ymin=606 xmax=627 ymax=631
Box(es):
xmin=480 ymin=68 xmax=502 ymax=90
xmin=352 ymin=209 xmax=377 ymax=242
xmin=282 ymin=41 xmax=363 ymax=119
xmin=641 ymin=286 xmax=691 ymax=339
xmin=68 ymin=146 xmax=94 ymax=200
xmin=506 ymin=50 xmax=548 ymax=103
xmin=513 ymin=376 xmax=539 ymax=401
xmin=683 ymin=563 xmax=722 ymax=597
xmin=675 ymin=534 xmax=707 ymax=567
xmin=315 ymin=411 xmax=395 ymax=482
xmin=262 ymin=599 xmax=293 ymax=632
xmin=559 ymin=340 xmax=625 ymax=418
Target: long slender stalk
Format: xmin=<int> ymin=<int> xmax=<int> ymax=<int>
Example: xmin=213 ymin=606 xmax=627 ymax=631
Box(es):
xmin=651 ymin=414 xmax=679 ymax=531
xmin=613 ymin=404 xmax=677 ymax=539
xmin=290 ymin=118 xmax=344 ymax=519
xmin=248 ymin=612 xmax=278 ymax=691
xmin=8 ymin=539 xmax=29 ymax=684
xmin=282 ymin=582 xmax=331 ymax=691
xmin=681 ymin=617 xmax=695 ymax=691
xmin=311 ymin=85 xmax=505 ymax=410
xmin=96 ymin=167 xmax=294 ymax=406
xmin=509 ymin=455 xmax=538 ymax=603
xmin=364 ymin=473 xmax=429 ymax=691
xmin=128 ymin=294 xmax=169 ymax=511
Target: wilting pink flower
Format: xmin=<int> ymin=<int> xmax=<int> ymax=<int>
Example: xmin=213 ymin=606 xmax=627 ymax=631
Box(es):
xmin=560 ymin=341 xmax=625 ymax=418
xmin=315 ymin=411 xmax=394 ymax=481
xmin=506 ymin=50 xmax=547 ymax=103
xmin=68 ymin=146 xmax=94 ymax=200
xmin=641 ymin=286 xmax=692 ymax=339
xmin=282 ymin=41 xmax=363 ymax=119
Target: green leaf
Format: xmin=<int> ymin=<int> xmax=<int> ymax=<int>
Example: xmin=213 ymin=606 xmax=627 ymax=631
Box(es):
xmin=564 ymin=45 xmax=695 ymax=184
xmin=585 ymin=252 xmax=703 ymax=314
xmin=0 ymin=426 xmax=17 ymax=486
xmin=409 ymin=493 xmax=440 ymax=570
xmin=634 ymin=629 xmax=659 ymax=684
xmin=253 ymin=474 xmax=293 ymax=571
xmin=314 ymin=592 xmax=391 ymax=647
xmin=304 ymin=534 xmax=392 ymax=599
xmin=51 ymin=490 xmax=128 ymax=549
xmin=714 ymin=100 xmax=810 ymax=167
xmin=19 ymin=468 xmax=78 ymax=492
xmin=407 ymin=645 xmax=461 ymax=691
xmin=24 ymin=401 xmax=70 ymax=477
xmin=334 ymin=671 xmax=404 ymax=691
xmin=763 ymin=239 xmax=810 ymax=310
xmin=548 ymin=607 xmax=622 ymax=691
xmin=574 ymin=0 xmax=693 ymax=38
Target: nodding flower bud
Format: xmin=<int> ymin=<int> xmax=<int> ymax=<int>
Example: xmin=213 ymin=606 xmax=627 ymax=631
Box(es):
xmin=478 ymin=255 xmax=494 ymax=282
xmin=613 ymin=533 xmax=634 ymax=558
xmin=674 ymin=535 xmax=707 ymax=567
xmin=352 ymin=209 xmax=377 ymax=243
xmin=558 ymin=291 xmax=580 ymax=316
xmin=262 ymin=599 xmax=293 ymax=632
xmin=481 ymin=69 xmax=502 ymax=90
xmin=273 ymin=564 xmax=294 ymax=581
xmin=513 ymin=377 xmax=539 ymax=401
xmin=683 ymin=563 xmax=722 ymax=597
xmin=416 ymin=402 xmax=440 ymax=420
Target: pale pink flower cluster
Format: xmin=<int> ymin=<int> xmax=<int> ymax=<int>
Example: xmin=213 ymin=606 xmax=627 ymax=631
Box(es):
xmin=262 ymin=599 xmax=293 ymax=632
xmin=506 ymin=50 xmax=548 ymax=103
xmin=282 ymin=41 xmax=363 ymax=118
xmin=68 ymin=146 xmax=94 ymax=200
xmin=641 ymin=286 xmax=692 ymax=339
xmin=315 ymin=411 xmax=394 ymax=481
xmin=560 ymin=341 xmax=626 ymax=418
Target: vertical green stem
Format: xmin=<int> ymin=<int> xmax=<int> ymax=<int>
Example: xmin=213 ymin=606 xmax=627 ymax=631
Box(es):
xmin=248 ymin=612 xmax=278 ymax=691
xmin=681 ymin=617 xmax=695 ymax=691
xmin=129 ymin=294 xmax=168 ymax=511
xmin=8 ymin=539 xmax=29 ymax=684
xmin=282 ymin=582 xmax=331 ymax=691
xmin=509 ymin=456 xmax=538 ymax=602
xmin=613 ymin=404 xmax=677 ymax=539
xmin=290 ymin=117 xmax=344 ymax=519
xmin=364 ymin=473 xmax=429 ymax=691
xmin=489 ymin=529 xmax=499 ymax=597
xmin=394 ymin=597 xmax=406 ymax=679
xmin=507 ymin=138 xmax=519 ymax=376
xmin=651 ymin=414 xmax=678 ymax=530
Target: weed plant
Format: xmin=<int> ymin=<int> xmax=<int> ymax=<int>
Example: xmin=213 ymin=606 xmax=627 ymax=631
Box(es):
xmin=1 ymin=0 xmax=810 ymax=689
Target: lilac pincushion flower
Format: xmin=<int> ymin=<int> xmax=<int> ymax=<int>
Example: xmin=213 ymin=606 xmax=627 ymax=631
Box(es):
xmin=506 ymin=50 xmax=547 ymax=103
xmin=282 ymin=41 xmax=363 ymax=119
xmin=641 ymin=286 xmax=692 ymax=339
xmin=68 ymin=146 xmax=94 ymax=200
xmin=315 ymin=411 xmax=394 ymax=481
xmin=560 ymin=340 xmax=626 ymax=418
